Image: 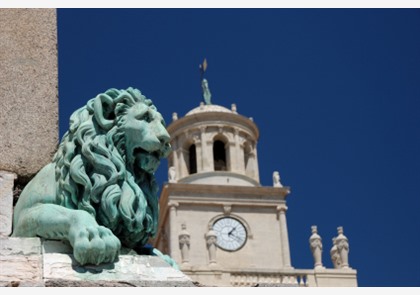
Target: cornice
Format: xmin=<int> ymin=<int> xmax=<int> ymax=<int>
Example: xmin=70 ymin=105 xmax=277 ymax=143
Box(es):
xmin=167 ymin=111 xmax=259 ymax=140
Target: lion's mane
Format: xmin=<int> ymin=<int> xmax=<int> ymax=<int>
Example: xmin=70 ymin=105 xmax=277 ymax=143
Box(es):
xmin=53 ymin=87 xmax=161 ymax=248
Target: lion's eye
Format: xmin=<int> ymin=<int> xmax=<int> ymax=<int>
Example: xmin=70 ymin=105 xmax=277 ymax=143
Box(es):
xmin=135 ymin=112 xmax=150 ymax=122
xmin=143 ymin=113 xmax=150 ymax=122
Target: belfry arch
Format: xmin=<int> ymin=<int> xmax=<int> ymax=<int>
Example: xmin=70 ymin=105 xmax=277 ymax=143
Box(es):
xmin=213 ymin=139 xmax=227 ymax=171
xmin=188 ymin=144 xmax=197 ymax=174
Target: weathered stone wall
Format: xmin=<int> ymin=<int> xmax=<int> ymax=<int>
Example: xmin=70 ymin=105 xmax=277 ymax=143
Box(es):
xmin=0 ymin=9 xmax=58 ymax=183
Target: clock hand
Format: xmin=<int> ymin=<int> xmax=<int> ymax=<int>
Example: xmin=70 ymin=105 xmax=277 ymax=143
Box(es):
xmin=228 ymin=227 xmax=237 ymax=236
xmin=230 ymin=234 xmax=243 ymax=243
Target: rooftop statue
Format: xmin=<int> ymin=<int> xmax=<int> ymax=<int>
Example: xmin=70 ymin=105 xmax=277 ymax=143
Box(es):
xmin=12 ymin=87 xmax=174 ymax=266
xmin=201 ymin=78 xmax=212 ymax=105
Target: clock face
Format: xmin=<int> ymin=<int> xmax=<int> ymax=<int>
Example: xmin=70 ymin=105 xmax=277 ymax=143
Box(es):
xmin=212 ymin=217 xmax=247 ymax=251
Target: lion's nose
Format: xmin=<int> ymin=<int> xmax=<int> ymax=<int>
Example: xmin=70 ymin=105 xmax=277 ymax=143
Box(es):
xmin=144 ymin=121 xmax=170 ymax=151
xmin=157 ymin=128 xmax=170 ymax=145
xmin=151 ymin=120 xmax=170 ymax=144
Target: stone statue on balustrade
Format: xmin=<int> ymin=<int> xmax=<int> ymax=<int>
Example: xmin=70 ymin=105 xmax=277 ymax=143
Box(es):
xmin=330 ymin=237 xmax=342 ymax=269
xmin=335 ymin=226 xmax=350 ymax=268
xmin=205 ymin=224 xmax=218 ymax=265
xmin=273 ymin=171 xmax=283 ymax=187
xmin=168 ymin=166 xmax=177 ymax=183
xmin=12 ymin=87 xmax=176 ymax=267
xmin=309 ymin=225 xmax=324 ymax=269
xmin=179 ymin=223 xmax=191 ymax=265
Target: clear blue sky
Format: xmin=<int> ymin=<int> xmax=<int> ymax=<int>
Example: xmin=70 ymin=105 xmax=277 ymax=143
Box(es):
xmin=57 ymin=8 xmax=420 ymax=287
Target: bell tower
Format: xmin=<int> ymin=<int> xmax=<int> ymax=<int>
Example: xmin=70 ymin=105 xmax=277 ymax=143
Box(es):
xmin=153 ymin=61 xmax=358 ymax=287
xmin=152 ymin=61 xmax=297 ymax=286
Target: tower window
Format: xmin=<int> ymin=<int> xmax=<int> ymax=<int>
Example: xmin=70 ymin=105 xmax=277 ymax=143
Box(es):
xmin=189 ymin=144 xmax=197 ymax=174
xmin=213 ymin=140 xmax=227 ymax=171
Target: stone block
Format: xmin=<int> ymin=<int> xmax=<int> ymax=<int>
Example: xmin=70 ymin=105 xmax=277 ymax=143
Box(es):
xmin=313 ymin=268 xmax=358 ymax=287
xmin=0 ymin=237 xmax=42 ymax=282
xmin=0 ymin=255 xmax=43 ymax=282
xmin=42 ymin=240 xmax=194 ymax=285
xmin=0 ymin=8 xmax=58 ymax=181
xmin=0 ymin=171 xmax=16 ymax=236
xmin=0 ymin=237 xmax=42 ymax=255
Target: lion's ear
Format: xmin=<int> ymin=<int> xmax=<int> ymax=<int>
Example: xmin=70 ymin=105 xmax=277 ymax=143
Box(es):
xmin=94 ymin=93 xmax=115 ymax=130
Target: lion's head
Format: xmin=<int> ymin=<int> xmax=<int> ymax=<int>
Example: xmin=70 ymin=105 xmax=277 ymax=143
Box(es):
xmin=53 ymin=87 xmax=171 ymax=248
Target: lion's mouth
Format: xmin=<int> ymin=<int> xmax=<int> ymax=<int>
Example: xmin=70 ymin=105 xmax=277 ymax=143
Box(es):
xmin=133 ymin=147 xmax=161 ymax=174
xmin=133 ymin=147 xmax=160 ymax=159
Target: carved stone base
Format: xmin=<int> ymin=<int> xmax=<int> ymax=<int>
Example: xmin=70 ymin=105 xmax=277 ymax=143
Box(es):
xmin=0 ymin=238 xmax=195 ymax=287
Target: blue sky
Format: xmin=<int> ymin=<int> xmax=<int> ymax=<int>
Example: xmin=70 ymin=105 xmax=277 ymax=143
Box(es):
xmin=56 ymin=8 xmax=420 ymax=287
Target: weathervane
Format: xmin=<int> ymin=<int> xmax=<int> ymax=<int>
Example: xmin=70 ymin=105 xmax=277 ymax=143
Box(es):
xmin=199 ymin=58 xmax=212 ymax=105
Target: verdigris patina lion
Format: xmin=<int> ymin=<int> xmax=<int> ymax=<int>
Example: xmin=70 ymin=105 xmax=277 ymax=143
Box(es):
xmin=12 ymin=87 xmax=172 ymax=266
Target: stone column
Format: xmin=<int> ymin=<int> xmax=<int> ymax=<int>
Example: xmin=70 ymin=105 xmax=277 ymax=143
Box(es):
xmin=206 ymin=139 xmax=214 ymax=172
xmin=277 ymin=205 xmax=292 ymax=268
xmin=245 ymin=142 xmax=260 ymax=183
xmin=168 ymin=201 xmax=179 ymax=255
xmin=178 ymin=148 xmax=188 ymax=178
xmin=233 ymin=129 xmax=245 ymax=173
xmin=171 ymin=142 xmax=179 ymax=179
xmin=0 ymin=9 xmax=58 ymax=183
xmin=252 ymin=142 xmax=260 ymax=182
xmin=193 ymin=135 xmax=203 ymax=173
xmin=226 ymin=141 xmax=235 ymax=172
xmin=199 ymin=127 xmax=212 ymax=172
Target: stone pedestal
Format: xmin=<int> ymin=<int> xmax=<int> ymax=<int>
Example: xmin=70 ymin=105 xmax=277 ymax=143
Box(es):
xmin=0 ymin=237 xmax=43 ymax=285
xmin=313 ymin=268 xmax=358 ymax=287
xmin=0 ymin=238 xmax=195 ymax=287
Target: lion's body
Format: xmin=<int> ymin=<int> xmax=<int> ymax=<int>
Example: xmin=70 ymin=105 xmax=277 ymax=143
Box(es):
xmin=12 ymin=87 xmax=171 ymax=265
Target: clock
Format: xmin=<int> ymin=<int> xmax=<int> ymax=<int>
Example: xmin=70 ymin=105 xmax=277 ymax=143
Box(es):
xmin=212 ymin=217 xmax=247 ymax=251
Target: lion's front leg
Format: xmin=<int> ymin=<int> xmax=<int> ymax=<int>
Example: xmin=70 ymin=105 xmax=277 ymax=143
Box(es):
xmin=13 ymin=203 xmax=121 ymax=265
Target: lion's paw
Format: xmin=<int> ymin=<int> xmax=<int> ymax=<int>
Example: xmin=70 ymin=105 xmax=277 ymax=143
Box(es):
xmin=70 ymin=225 xmax=121 ymax=265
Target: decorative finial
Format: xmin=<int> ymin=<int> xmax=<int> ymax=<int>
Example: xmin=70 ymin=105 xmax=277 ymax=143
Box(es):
xmin=273 ymin=171 xmax=283 ymax=187
xmin=172 ymin=112 xmax=178 ymax=121
xmin=199 ymin=58 xmax=212 ymax=105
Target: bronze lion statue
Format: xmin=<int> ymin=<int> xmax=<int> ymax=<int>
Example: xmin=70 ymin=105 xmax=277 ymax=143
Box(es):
xmin=12 ymin=87 xmax=172 ymax=266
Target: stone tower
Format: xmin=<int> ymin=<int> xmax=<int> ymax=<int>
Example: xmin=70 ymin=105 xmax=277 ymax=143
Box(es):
xmin=152 ymin=68 xmax=357 ymax=287
xmin=153 ymin=76 xmax=297 ymax=287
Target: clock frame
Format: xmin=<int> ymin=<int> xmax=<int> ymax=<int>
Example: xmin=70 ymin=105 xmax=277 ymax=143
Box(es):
xmin=212 ymin=217 xmax=247 ymax=251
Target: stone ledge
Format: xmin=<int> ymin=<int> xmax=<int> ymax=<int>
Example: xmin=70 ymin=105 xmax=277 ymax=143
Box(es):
xmin=0 ymin=237 xmax=196 ymax=287
xmin=0 ymin=237 xmax=42 ymax=255
xmin=44 ymin=279 xmax=199 ymax=287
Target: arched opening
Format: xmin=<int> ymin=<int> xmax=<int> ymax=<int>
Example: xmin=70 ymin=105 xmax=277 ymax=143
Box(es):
xmin=189 ymin=144 xmax=197 ymax=174
xmin=213 ymin=140 xmax=227 ymax=171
